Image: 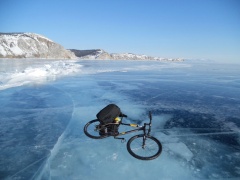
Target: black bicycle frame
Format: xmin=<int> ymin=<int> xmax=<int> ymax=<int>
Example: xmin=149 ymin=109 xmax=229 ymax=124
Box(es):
xmin=115 ymin=122 xmax=145 ymax=136
xmin=114 ymin=112 xmax=152 ymax=137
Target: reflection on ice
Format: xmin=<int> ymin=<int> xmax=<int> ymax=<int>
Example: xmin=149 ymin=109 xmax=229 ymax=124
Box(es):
xmin=0 ymin=59 xmax=240 ymax=179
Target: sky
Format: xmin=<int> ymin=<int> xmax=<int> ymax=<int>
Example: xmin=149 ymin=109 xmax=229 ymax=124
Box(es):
xmin=0 ymin=0 xmax=240 ymax=62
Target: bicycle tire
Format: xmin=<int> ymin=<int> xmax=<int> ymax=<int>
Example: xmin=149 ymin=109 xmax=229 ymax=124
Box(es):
xmin=84 ymin=119 xmax=109 ymax=139
xmin=127 ymin=134 xmax=162 ymax=160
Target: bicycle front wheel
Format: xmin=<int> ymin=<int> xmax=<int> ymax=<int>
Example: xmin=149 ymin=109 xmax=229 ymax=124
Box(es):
xmin=127 ymin=134 xmax=162 ymax=160
xmin=84 ymin=119 xmax=109 ymax=139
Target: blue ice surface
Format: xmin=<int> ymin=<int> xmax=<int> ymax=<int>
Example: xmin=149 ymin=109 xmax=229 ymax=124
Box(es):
xmin=0 ymin=59 xmax=240 ymax=179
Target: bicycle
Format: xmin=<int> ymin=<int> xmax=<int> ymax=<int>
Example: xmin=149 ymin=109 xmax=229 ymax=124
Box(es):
xmin=84 ymin=111 xmax=162 ymax=160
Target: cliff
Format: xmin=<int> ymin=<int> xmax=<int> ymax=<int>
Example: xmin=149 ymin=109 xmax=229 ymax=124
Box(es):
xmin=0 ymin=33 xmax=76 ymax=59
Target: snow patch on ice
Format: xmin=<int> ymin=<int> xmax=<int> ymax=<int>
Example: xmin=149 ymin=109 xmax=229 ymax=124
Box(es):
xmin=0 ymin=61 xmax=82 ymax=90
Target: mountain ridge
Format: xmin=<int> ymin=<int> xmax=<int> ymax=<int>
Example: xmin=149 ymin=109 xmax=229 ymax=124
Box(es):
xmin=69 ymin=49 xmax=184 ymax=61
xmin=0 ymin=33 xmax=183 ymax=61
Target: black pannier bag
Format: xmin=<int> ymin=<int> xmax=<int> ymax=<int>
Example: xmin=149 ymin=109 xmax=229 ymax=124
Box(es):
xmin=96 ymin=104 xmax=121 ymax=124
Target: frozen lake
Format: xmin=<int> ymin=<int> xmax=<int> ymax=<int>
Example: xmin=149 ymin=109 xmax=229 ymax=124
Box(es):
xmin=0 ymin=59 xmax=240 ymax=179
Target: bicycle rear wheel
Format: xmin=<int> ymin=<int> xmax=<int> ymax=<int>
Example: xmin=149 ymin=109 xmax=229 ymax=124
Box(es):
xmin=127 ymin=134 xmax=162 ymax=160
xmin=84 ymin=119 xmax=109 ymax=139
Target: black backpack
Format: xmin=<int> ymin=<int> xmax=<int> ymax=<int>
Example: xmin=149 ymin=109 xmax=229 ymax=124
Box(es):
xmin=96 ymin=104 xmax=121 ymax=124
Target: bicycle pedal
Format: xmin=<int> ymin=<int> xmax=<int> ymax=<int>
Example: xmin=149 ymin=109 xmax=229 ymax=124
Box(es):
xmin=121 ymin=139 xmax=126 ymax=143
xmin=114 ymin=137 xmax=125 ymax=143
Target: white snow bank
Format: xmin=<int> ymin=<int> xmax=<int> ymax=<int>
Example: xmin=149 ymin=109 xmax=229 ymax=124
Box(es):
xmin=0 ymin=45 xmax=7 ymax=56
xmin=0 ymin=61 xmax=82 ymax=90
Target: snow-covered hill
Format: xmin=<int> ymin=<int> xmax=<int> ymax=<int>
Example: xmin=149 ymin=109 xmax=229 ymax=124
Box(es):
xmin=0 ymin=32 xmax=183 ymax=61
xmin=0 ymin=33 xmax=76 ymax=59
xmin=69 ymin=49 xmax=184 ymax=61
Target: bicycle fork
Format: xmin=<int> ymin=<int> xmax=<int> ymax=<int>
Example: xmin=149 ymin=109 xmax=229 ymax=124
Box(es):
xmin=141 ymin=123 xmax=147 ymax=149
xmin=142 ymin=135 xmax=147 ymax=149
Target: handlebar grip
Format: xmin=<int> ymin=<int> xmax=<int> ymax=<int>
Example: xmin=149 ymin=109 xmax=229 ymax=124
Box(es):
xmin=120 ymin=113 xmax=127 ymax=118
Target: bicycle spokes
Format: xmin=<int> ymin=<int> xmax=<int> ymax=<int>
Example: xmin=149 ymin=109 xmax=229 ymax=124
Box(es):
xmin=127 ymin=134 xmax=162 ymax=160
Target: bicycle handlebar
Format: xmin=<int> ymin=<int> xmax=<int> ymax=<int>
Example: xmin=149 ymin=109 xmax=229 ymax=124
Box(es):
xmin=120 ymin=113 xmax=128 ymax=118
xmin=149 ymin=111 xmax=152 ymax=124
